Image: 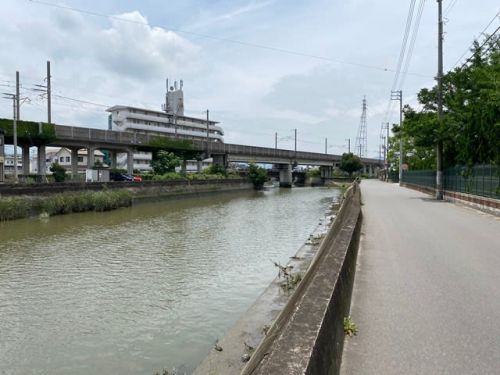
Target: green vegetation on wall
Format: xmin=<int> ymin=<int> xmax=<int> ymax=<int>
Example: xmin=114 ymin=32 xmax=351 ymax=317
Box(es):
xmin=143 ymin=137 xmax=200 ymax=160
xmin=0 ymin=118 xmax=56 ymax=145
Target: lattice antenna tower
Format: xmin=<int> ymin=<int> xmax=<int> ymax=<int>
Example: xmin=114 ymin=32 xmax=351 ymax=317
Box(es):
xmin=355 ymin=96 xmax=368 ymax=158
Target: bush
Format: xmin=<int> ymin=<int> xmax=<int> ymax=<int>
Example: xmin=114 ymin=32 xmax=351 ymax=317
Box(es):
xmin=306 ymin=168 xmax=321 ymax=177
xmin=50 ymin=162 xmax=67 ymax=182
xmin=204 ymin=164 xmax=227 ymax=176
xmin=248 ymin=163 xmax=268 ymax=189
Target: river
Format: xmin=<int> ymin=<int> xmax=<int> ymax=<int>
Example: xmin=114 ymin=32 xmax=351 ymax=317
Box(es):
xmin=0 ymin=187 xmax=340 ymax=374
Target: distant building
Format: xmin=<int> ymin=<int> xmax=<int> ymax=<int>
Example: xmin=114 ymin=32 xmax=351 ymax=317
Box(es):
xmin=106 ymin=80 xmax=224 ymax=172
xmin=31 ymin=147 xmax=105 ymax=174
xmin=3 ymin=154 xmax=23 ymax=174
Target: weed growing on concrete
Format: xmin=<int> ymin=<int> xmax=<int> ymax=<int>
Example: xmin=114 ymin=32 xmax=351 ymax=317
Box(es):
xmin=272 ymin=261 xmax=304 ymax=291
xmin=261 ymin=324 xmax=270 ymax=336
xmin=343 ymin=316 xmax=358 ymax=337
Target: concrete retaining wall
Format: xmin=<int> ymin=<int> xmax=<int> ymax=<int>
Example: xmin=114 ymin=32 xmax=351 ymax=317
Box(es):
xmin=241 ymin=182 xmax=362 ymax=375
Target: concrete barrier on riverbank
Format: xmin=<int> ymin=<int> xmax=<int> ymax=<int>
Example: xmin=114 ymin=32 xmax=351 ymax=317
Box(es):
xmin=240 ymin=182 xmax=362 ymax=375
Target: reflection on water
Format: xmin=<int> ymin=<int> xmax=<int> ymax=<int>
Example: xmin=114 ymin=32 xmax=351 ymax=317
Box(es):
xmin=0 ymin=187 xmax=339 ymax=374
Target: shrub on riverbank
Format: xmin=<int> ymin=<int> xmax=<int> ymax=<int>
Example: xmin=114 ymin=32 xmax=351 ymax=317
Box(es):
xmin=0 ymin=190 xmax=132 ymax=221
xmin=38 ymin=191 xmax=132 ymax=215
xmin=0 ymin=197 xmax=32 ymax=221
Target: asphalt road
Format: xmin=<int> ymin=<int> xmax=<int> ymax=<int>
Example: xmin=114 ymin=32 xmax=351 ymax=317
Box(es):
xmin=341 ymin=180 xmax=500 ymax=375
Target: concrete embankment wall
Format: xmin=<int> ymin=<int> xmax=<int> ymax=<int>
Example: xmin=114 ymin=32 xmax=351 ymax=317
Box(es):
xmin=0 ymin=179 xmax=253 ymax=199
xmin=241 ymin=182 xmax=362 ymax=375
xmin=401 ymin=182 xmax=500 ymax=215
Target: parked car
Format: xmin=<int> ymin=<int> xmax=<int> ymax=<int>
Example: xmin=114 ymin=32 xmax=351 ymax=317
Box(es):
xmin=110 ymin=172 xmax=143 ymax=182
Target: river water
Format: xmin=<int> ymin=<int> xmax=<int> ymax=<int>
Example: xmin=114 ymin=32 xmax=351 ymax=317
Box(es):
xmin=0 ymin=187 xmax=340 ymax=374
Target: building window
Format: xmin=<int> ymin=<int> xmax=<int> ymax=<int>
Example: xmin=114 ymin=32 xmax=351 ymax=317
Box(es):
xmin=78 ymin=156 xmax=84 ymax=162
xmin=66 ymin=156 xmax=70 ymax=162
xmin=59 ymin=156 xmax=64 ymax=163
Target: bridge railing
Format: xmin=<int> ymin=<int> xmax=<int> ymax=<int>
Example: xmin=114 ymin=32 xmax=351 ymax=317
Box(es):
xmin=54 ymin=124 xmax=380 ymax=165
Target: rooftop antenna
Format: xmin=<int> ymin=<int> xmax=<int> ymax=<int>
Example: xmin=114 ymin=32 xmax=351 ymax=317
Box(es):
xmin=180 ymin=79 xmax=183 ymax=90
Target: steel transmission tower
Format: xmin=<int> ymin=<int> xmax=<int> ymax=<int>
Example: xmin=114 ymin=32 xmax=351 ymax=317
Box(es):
xmin=355 ymin=97 xmax=368 ymax=157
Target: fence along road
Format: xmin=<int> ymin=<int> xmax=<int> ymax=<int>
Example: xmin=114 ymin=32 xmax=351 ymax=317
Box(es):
xmin=341 ymin=179 xmax=500 ymax=375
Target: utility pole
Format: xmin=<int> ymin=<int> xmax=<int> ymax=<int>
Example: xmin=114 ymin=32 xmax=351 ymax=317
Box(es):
xmin=275 ymin=132 xmax=277 ymax=149
xmin=391 ymin=90 xmax=403 ymax=183
xmin=206 ymin=109 xmax=210 ymax=154
xmin=294 ymin=128 xmax=297 ymax=153
xmin=436 ymin=0 xmax=444 ymax=200
xmin=386 ymin=121 xmax=390 ymax=171
xmin=2 ymin=93 xmax=18 ymax=182
xmin=14 ymin=72 xmax=19 ymax=181
xmin=47 ymin=61 xmax=51 ymax=124
xmin=325 ymin=137 xmax=327 ymax=154
xmin=33 ymin=61 xmax=52 ymax=123
xmin=346 ymin=138 xmax=350 ymax=153
xmin=16 ymin=71 xmax=20 ymax=121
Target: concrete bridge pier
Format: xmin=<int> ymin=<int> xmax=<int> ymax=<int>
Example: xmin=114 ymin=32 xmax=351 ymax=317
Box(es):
xmin=197 ymin=159 xmax=202 ymax=173
xmin=126 ymin=149 xmax=134 ymax=175
xmin=109 ymin=150 xmax=117 ymax=169
xmin=22 ymin=145 xmax=30 ymax=177
xmin=71 ymin=148 xmax=79 ymax=180
xmin=320 ymin=166 xmax=333 ymax=179
xmin=37 ymin=145 xmax=46 ymax=182
xmin=181 ymin=159 xmax=187 ymax=174
xmin=277 ymin=163 xmax=292 ymax=188
xmin=212 ymin=154 xmax=227 ymax=168
xmin=87 ymin=146 xmax=96 ymax=169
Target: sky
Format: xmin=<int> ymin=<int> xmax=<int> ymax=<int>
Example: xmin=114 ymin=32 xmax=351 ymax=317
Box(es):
xmin=0 ymin=0 xmax=498 ymax=158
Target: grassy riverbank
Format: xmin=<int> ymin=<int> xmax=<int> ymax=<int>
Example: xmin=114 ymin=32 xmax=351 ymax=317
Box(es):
xmin=0 ymin=190 xmax=132 ymax=221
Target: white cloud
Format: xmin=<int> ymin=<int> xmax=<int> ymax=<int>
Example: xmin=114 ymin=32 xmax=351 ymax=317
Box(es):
xmin=95 ymin=11 xmax=199 ymax=80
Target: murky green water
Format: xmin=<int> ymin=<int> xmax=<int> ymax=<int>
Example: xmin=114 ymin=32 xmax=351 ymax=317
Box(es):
xmin=0 ymin=187 xmax=339 ymax=374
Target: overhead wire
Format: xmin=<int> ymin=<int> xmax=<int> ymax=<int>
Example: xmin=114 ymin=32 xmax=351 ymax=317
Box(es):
xmin=27 ymin=0 xmax=430 ymax=78
xmin=444 ymin=0 xmax=459 ymax=17
xmin=450 ymin=11 xmax=500 ymax=69
xmin=399 ymin=0 xmax=426 ymax=90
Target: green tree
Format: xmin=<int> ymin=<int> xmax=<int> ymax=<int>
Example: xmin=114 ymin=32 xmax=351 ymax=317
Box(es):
xmin=248 ymin=162 xmax=268 ymax=189
xmin=50 ymin=162 xmax=67 ymax=182
xmin=151 ymin=150 xmax=181 ymax=174
xmin=339 ymin=153 xmax=363 ymax=176
xmin=399 ymin=35 xmax=500 ymax=168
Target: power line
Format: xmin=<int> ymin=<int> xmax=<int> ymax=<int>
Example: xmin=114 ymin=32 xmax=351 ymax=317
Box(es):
xmin=444 ymin=0 xmax=459 ymax=17
xmin=28 ymin=0 xmax=429 ymax=77
xmin=455 ymin=24 xmax=500 ymax=69
xmin=399 ymin=0 xmax=426 ymax=90
xmin=391 ymin=0 xmax=417 ymax=92
xmin=450 ymin=10 xmax=500 ymax=68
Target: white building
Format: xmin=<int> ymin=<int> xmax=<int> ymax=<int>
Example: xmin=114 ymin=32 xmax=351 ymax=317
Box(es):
xmin=32 ymin=147 xmax=105 ymax=174
xmin=3 ymin=154 xmax=23 ymax=174
xmin=106 ymin=81 xmax=224 ymax=172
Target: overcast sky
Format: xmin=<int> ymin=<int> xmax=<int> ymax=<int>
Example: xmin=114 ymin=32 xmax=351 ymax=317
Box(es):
xmin=0 ymin=0 xmax=498 ymax=158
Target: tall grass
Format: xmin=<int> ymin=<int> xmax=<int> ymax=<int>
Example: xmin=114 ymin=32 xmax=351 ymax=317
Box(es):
xmin=0 ymin=190 xmax=132 ymax=221
xmin=0 ymin=197 xmax=32 ymax=221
